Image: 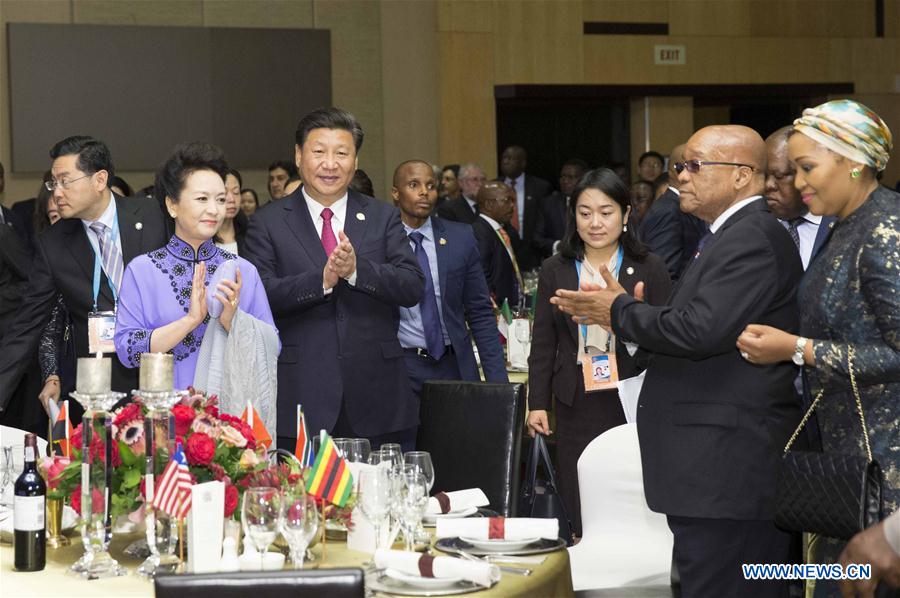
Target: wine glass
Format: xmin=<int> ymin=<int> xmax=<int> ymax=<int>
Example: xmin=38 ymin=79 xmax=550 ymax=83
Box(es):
xmin=397 ymin=471 xmax=428 ymax=552
xmin=345 ymin=438 xmax=371 ymax=463
xmin=241 ymin=487 xmax=282 ymax=570
xmin=515 ymin=318 xmax=532 ymax=357
xmin=278 ymin=489 xmax=319 ymax=569
xmin=358 ymin=467 xmax=392 ymax=550
xmin=403 ymin=451 xmax=434 ymax=493
xmin=379 ymin=444 xmax=404 ymax=472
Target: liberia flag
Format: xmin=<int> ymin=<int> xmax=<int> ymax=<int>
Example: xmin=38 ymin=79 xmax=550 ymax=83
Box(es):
xmin=305 ymin=431 xmax=353 ymax=507
xmin=51 ymin=400 xmax=75 ymax=458
xmin=152 ymin=442 xmax=192 ymax=519
xmin=294 ymin=405 xmax=314 ymax=467
xmin=241 ymin=401 xmax=272 ymax=450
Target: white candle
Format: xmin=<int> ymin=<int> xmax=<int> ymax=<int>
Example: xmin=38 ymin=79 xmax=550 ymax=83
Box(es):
xmin=139 ymin=353 xmax=174 ymax=392
xmin=76 ymin=356 xmax=111 ymax=394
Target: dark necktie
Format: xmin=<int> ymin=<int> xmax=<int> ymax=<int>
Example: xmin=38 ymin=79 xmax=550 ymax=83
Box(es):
xmin=408 ymin=231 xmax=444 ymax=360
xmin=787 ymin=217 xmax=802 ymax=250
xmin=693 ymin=231 xmax=713 ymax=260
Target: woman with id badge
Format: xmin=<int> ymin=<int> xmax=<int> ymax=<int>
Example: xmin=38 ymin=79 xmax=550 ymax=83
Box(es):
xmin=527 ymin=168 xmax=671 ymax=536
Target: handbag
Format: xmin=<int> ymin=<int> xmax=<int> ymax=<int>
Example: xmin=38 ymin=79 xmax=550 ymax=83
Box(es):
xmin=775 ymin=347 xmax=884 ymax=540
xmin=519 ymin=433 xmax=574 ymax=545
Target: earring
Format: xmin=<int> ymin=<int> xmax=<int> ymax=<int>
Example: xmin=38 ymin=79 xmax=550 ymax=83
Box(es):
xmin=850 ymin=167 xmax=861 ymax=179
xmin=169 ymin=212 xmax=176 ymax=218
xmin=623 ymin=224 xmax=628 ymax=233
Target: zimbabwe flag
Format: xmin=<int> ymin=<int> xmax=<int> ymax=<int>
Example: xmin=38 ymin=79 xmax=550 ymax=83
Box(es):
xmin=305 ymin=431 xmax=353 ymax=507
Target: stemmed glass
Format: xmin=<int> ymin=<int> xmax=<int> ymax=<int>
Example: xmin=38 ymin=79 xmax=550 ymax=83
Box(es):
xmin=278 ymin=488 xmax=319 ymax=569
xmin=332 ymin=438 xmax=351 ymax=459
xmin=242 ymin=487 xmax=282 ymax=570
xmin=403 ymin=452 xmax=434 ymax=494
xmin=0 ymin=445 xmax=22 ymax=507
xmin=379 ymin=444 xmax=404 ymax=471
xmin=515 ymin=318 xmax=532 ymax=360
xmin=397 ymin=471 xmax=428 ymax=552
xmin=358 ymin=467 xmax=392 ymax=551
xmin=345 ymin=439 xmax=371 ymax=463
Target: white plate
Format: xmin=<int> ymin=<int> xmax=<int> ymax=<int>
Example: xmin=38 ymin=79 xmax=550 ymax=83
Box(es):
xmin=458 ymin=536 xmax=540 ymax=552
xmin=422 ymin=506 xmax=478 ymax=524
xmin=384 ymin=568 xmax=464 ymax=589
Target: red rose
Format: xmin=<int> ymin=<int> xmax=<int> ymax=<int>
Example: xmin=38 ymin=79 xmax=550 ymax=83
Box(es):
xmin=70 ymin=424 xmax=83 ymax=452
xmin=113 ymin=403 xmax=142 ymax=427
xmin=171 ymin=404 xmax=197 ymax=436
xmin=204 ymin=405 xmax=219 ymax=418
xmin=184 ymin=433 xmax=215 ymax=466
xmin=70 ymin=485 xmax=104 ymax=515
xmin=223 ymin=484 xmax=238 ymax=517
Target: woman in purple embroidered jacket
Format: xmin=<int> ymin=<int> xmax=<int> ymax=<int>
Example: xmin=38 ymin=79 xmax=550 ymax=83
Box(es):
xmin=114 ymin=143 xmax=278 ymax=427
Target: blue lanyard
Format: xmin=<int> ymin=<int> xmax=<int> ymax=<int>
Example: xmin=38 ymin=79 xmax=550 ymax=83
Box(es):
xmin=91 ymin=216 xmax=119 ymax=312
xmin=575 ymin=244 xmax=623 ymax=351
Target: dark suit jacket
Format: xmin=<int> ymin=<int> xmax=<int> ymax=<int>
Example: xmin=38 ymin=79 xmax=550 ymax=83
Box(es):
xmin=471 ymin=216 xmax=520 ymax=309
xmin=639 ymin=188 xmax=706 ymax=280
xmin=508 ymin=174 xmax=552 ymax=271
xmin=242 ymin=189 xmax=425 ymax=439
xmin=0 ymin=209 xmax=32 ymax=338
xmin=0 ymin=194 xmax=168 ymax=411
xmin=437 ymin=196 xmax=478 ymax=224
xmin=529 ymin=251 xmax=671 ymax=411
xmin=810 ymin=216 xmax=835 ymax=263
xmin=532 ymin=191 xmax=568 ymax=259
xmin=612 ymin=198 xmax=803 ymax=520
xmin=427 ymin=217 xmax=507 ymax=383
xmin=10 ymin=198 xmax=36 ymax=253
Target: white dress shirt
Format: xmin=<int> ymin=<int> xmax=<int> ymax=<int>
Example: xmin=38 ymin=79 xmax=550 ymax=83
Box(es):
xmin=81 ymin=191 xmax=123 ymax=265
xmin=506 ymin=173 xmax=526 ymax=238
xmin=302 ymin=186 xmax=357 ymax=287
xmin=709 ymin=195 xmax=761 ymax=234
xmin=479 ymin=213 xmax=517 ymax=265
xmin=779 ymin=212 xmax=823 ymax=270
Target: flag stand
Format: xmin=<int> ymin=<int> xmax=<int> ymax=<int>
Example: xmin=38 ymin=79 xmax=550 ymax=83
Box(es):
xmin=320 ymin=507 xmax=327 ymax=565
xmin=178 ymin=519 xmax=185 ymax=570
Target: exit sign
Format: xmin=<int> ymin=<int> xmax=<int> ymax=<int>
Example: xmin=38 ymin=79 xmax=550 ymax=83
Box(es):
xmin=654 ymin=44 xmax=686 ymax=65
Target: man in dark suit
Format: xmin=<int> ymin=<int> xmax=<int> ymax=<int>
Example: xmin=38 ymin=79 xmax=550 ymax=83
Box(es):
xmin=532 ymin=158 xmax=588 ymax=260
xmin=243 ymin=108 xmax=424 ymax=451
xmin=390 ymin=160 xmax=507 ymax=399
xmin=639 ymin=143 xmax=708 ymax=280
xmin=764 ymin=126 xmax=834 ymax=270
xmin=472 ymin=181 xmax=523 ymax=309
xmin=0 ymin=205 xmax=31 ymax=338
xmin=500 ymin=145 xmax=552 ymax=271
xmin=437 ymin=162 xmax=485 ymax=224
xmin=0 ymin=136 xmax=168 ymax=419
xmin=552 ymin=126 xmax=803 ymax=598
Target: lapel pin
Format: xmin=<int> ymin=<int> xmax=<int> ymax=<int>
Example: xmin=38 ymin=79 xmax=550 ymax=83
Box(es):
xmin=439 ymin=237 xmax=447 ymax=245
xmin=356 ymin=212 xmax=365 ymax=221
xmin=626 ymin=266 xmax=634 ymax=275
xmin=135 ymin=222 xmax=143 ymax=230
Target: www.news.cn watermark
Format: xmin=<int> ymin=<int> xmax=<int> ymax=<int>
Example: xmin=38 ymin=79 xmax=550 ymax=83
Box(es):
xmin=742 ymin=563 xmax=872 ymax=580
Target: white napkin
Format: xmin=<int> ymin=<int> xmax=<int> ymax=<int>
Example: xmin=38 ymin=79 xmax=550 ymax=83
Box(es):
xmin=436 ymin=517 xmax=558 ymax=540
xmin=374 ymin=549 xmax=500 ymax=588
xmin=426 ymin=488 xmax=489 ymax=515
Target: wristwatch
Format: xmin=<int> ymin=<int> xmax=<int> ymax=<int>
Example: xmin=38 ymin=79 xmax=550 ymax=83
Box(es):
xmin=792 ymin=337 xmax=808 ymax=366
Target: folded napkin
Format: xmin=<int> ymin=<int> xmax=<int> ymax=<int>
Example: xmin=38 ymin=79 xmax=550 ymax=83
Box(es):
xmin=436 ymin=517 xmax=558 ymax=541
xmin=374 ymin=549 xmax=500 ymax=588
xmin=426 ymin=488 xmax=489 ymax=515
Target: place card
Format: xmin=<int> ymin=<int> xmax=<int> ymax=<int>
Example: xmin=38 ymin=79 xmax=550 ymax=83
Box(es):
xmin=187 ymin=481 xmax=224 ymax=573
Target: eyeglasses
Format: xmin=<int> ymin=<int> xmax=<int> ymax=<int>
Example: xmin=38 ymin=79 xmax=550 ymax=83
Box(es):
xmin=45 ymin=173 xmax=92 ymax=191
xmin=674 ymin=160 xmax=756 ymax=175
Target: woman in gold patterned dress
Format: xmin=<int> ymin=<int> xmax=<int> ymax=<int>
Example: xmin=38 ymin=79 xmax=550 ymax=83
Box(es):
xmin=737 ymin=99 xmax=898 ymax=597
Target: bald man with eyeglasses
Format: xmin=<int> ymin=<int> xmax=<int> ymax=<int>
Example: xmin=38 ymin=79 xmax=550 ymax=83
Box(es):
xmin=552 ymin=125 xmax=804 ymax=598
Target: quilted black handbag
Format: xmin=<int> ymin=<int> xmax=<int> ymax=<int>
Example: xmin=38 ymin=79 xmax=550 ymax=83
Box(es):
xmin=519 ymin=433 xmax=574 ymax=545
xmin=775 ymin=347 xmax=884 ymax=540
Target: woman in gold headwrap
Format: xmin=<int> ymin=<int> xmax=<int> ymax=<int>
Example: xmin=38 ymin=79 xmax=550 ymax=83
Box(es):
xmin=737 ymin=99 xmax=898 ymax=597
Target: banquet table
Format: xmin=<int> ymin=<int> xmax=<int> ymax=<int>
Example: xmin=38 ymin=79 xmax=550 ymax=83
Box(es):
xmin=0 ymin=531 xmax=573 ymax=598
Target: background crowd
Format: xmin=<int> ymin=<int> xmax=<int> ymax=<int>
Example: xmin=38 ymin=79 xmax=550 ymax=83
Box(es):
xmin=0 ymin=100 xmax=898 ymax=597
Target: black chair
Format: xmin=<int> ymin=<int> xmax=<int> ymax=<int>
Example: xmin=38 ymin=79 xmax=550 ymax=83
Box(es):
xmin=154 ymin=568 xmax=365 ymax=598
xmin=416 ymin=380 xmax=526 ymax=516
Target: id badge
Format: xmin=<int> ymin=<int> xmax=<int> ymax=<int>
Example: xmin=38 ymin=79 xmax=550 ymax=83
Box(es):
xmin=581 ymin=349 xmax=619 ymax=392
xmin=88 ymin=310 xmax=116 ymax=354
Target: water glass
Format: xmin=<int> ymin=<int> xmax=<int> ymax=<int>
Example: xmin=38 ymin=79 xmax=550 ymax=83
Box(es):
xmin=403 ymin=451 xmax=435 ymax=493
xmin=242 ymin=487 xmax=282 ymax=570
xmin=397 ymin=471 xmax=428 ymax=551
xmin=358 ymin=467 xmax=392 ymax=550
xmin=379 ymin=444 xmax=404 ymax=470
xmin=345 ymin=438 xmax=371 ymax=463
xmin=278 ymin=490 xmax=319 ymax=569
xmin=332 ymin=438 xmax=351 ymax=459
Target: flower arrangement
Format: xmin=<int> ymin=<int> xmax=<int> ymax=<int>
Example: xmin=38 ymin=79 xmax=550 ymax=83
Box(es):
xmin=43 ymin=391 xmax=356 ymax=527
xmin=46 ymin=391 xmax=268 ymax=522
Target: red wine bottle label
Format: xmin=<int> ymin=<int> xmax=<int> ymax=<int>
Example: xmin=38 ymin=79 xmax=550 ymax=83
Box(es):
xmin=13 ymin=496 xmax=45 ymax=531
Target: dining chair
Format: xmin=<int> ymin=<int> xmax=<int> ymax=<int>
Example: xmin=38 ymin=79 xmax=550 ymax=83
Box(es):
xmin=416 ymin=381 xmax=526 ymax=517
xmin=154 ymin=567 xmax=365 ymax=598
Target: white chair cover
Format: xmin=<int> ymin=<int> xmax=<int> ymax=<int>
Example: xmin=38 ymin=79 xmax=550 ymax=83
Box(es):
xmin=568 ymin=423 xmax=673 ymax=591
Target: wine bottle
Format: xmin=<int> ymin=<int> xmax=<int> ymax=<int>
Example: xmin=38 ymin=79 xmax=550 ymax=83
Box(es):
xmin=14 ymin=433 xmax=46 ymax=572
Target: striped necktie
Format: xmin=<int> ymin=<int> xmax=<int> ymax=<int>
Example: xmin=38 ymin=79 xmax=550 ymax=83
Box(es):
xmin=787 ymin=217 xmax=802 ymax=250
xmin=89 ymin=221 xmax=124 ymax=292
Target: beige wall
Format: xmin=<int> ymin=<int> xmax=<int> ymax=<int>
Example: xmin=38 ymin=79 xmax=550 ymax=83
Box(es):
xmin=3 ymin=0 xmax=900 ymax=210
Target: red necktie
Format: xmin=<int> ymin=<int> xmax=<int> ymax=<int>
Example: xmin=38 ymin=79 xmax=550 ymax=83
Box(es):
xmin=321 ymin=208 xmax=337 ymax=256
